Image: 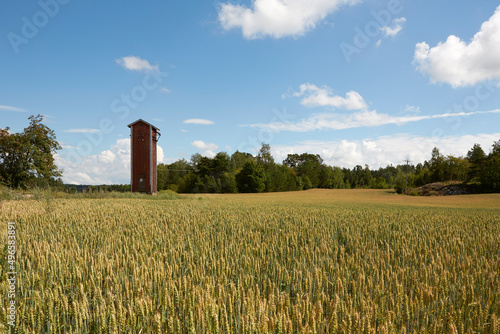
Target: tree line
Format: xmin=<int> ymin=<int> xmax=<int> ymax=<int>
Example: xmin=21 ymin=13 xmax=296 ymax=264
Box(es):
xmin=158 ymin=141 xmax=500 ymax=194
xmin=2 ymin=116 xmax=499 ymax=194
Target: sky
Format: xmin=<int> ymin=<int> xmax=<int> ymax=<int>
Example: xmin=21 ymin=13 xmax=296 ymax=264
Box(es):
xmin=1 ymin=0 xmax=500 ymax=185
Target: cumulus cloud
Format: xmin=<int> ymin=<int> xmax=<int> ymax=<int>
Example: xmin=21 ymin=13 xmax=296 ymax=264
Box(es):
xmin=184 ymin=119 xmax=215 ymax=125
xmin=191 ymin=140 xmax=218 ymax=157
xmin=413 ymin=5 xmax=500 ymax=87
xmin=0 ymin=105 xmax=27 ymax=112
xmin=292 ymin=83 xmax=367 ymax=110
xmin=157 ymin=145 xmax=165 ymax=164
xmin=380 ymin=17 xmax=406 ymax=37
xmin=218 ymin=0 xmax=358 ymax=39
xmin=116 ymin=56 xmax=159 ymax=73
xmin=55 ymin=139 xmax=166 ymax=185
xmin=272 ymin=133 xmax=500 ymax=169
xmin=248 ymin=109 xmax=500 ymax=132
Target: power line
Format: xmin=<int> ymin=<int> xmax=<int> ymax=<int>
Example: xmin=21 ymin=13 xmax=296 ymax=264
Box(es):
xmin=404 ymin=158 xmax=411 ymax=194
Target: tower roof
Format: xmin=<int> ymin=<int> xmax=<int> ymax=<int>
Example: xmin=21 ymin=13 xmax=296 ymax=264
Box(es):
xmin=127 ymin=119 xmax=160 ymax=131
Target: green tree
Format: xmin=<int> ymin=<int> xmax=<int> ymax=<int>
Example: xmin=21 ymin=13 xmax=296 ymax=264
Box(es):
xmin=444 ymin=156 xmax=469 ymax=181
xmin=283 ymin=153 xmax=323 ymax=188
xmin=301 ymin=175 xmax=313 ymax=190
xmin=235 ymin=160 xmax=266 ymax=193
xmin=177 ymin=172 xmax=197 ymax=193
xmin=0 ymin=114 xmax=62 ymax=188
xmin=430 ymin=147 xmax=445 ymax=182
xmin=467 ymin=143 xmax=486 ymax=182
xmin=481 ymin=140 xmax=500 ymax=191
xmin=492 ymin=140 xmax=500 ymax=155
xmin=212 ymin=152 xmax=232 ymax=177
xmin=257 ymin=142 xmax=274 ymax=166
xmin=231 ymin=151 xmax=254 ymax=172
xmin=318 ymin=166 xmax=345 ymax=189
xmin=157 ymin=163 xmax=169 ymax=190
xmin=414 ymin=163 xmax=431 ymax=186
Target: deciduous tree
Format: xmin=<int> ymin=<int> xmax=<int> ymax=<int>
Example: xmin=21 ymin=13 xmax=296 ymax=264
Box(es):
xmin=0 ymin=114 xmax=61 ymax=188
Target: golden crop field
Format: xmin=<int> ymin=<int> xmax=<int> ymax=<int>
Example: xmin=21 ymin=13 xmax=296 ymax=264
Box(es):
xmin=1 ymin=189 xmax=499 ymax=333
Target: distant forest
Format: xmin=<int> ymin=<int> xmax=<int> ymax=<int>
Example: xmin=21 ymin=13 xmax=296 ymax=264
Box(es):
xmin=155 ymin=141 xmax=500 ymax=194
xmin=7 ymin=115 xmax=496 ymax=194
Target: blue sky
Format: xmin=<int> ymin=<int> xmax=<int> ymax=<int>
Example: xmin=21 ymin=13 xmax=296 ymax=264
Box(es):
xmin=1 ymin=0 xmax=500 ymax=184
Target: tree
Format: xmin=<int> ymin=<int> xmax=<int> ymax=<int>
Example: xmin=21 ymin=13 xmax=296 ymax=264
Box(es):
xmin=212 ymin=152 xmax=232 ymax=177
xmin=167 ymin=159 xmax=191 ymax=187
xmin=0 ymin=114 xmax=61 ymax=188
xmin=231 ymin=151 xmax=254 ymax=172
xmin=492 ymin=140 xmax=500 ymax=155
xmin=257 ymin=143 xmax=274 ymax=166
xmin=157 ymin=163 xmax=169 ymax=190
xmin=429 ymin=147 xmax=445 ymax=182
xmin=157 ymin=159 xmax=192 ymax=191
xmin=283 ymin=153 xmax=323 ymax=188
xmin=444 ymin=156 xmax=469 ymax=181
xmin=467 ymin=143 xmax=486 ymax=182
xmin=301 ymin=175 xmax=313 ymax=190
xmin=318 ymin=166 xmax=345 ymax=189
xmin=235 ymin=160 xmax=266 ymax=193
xmin=481 ymin=140 xmax=500 ymax=191
xmin=177 ymin=172 xmax=197 ymax=193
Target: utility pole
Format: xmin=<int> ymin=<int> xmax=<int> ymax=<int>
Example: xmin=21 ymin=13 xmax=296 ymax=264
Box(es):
xmin=404 ymin=157 xmax=411 ymax=194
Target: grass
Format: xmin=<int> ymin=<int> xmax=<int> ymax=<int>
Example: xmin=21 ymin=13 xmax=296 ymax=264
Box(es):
xmin=0 ymin=185 xmax=180 ymax=201
xmin=0 ymin=189 xmax=499 ymax=333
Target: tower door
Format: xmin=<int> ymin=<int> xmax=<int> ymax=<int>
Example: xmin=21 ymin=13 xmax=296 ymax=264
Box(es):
xmin=138 ymin=174 xmax=146 ymax=193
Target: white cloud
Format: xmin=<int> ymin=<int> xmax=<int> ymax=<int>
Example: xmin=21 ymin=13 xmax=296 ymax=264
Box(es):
xmin=413 ymin=5 xmax=500 ymax=87
xmin=157 ymin=145 xmax=165 ymax=164
xmin=116 ymin=56 xmax=159 ymax=73
xmin=248 ymin=109 xmax=500 ymax=132
xmin=60 ymin=144 xmax=78 ymax=150
xmin=56 ymin=139 xmax=166 ymax=185
xmin=191 ymin=140 xmax=218 ymax=157
xmin=218 ymin=0 xmax=359 ymax=39
xmin=376 ymin=40 xmax=382 ymax=47
xmin=160 ymin=87 xmax=171 ymax=93
xmin=64 ymin=128 xmax=100 ymax=133
xmin=184 ymin=118 xmax=215 ymax=125
xmin=0 ymin=105 xmax=27 ymax=112
xmin=98 ymin=150 xmax=116 ymax=164
xmin=272 ymin=132 xmax=500 ymax=169
xmin=380 ymin=17 xmax=406 ymax=37
xmin=292 ymin=83 xmax=367 ymax=110
xmin=403 ymin=105 xmax=420 ymax=113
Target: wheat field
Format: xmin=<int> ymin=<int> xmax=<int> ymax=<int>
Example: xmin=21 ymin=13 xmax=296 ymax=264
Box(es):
xmin=1 ymin=190 xmax=499 ymax=333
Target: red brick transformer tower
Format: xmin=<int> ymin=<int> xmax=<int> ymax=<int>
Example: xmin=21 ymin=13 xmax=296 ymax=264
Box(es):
xmin=128 ymin=119 xmax=161 ymax=194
